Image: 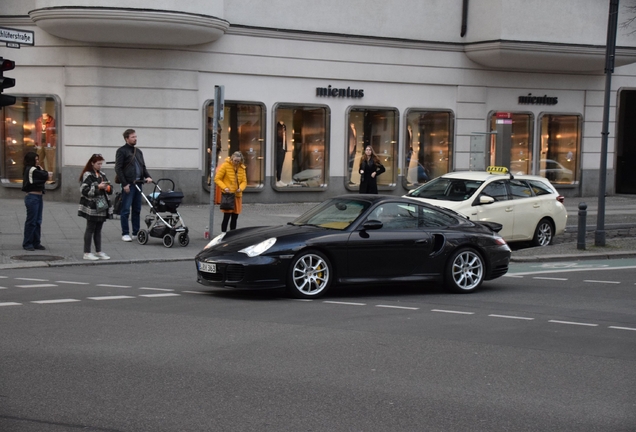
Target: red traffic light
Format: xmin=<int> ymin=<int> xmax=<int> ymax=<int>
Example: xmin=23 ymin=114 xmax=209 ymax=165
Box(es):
xmin=1 ymin=58 xmax=15 ymax=72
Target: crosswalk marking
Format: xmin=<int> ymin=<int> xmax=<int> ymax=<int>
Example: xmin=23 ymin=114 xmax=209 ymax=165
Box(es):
xmin=139 ymin=293 xmax=181 ymax=298
xmin=139 ymin=287 xmax=174 ymax=292
xmin=16 ymin=284 xmax=58 ymax=288
xmin=55 ymin=281 xmax=90 ymax=285
xmin=87 ymin=296 xmax=135 ymax=301
xmin=31 ymin=299 xmax=81 ymax=304
xmin=96 ymin=284 xmax=132 ymax=288
xmin=0 ymin=302 xmax=21 ymax=306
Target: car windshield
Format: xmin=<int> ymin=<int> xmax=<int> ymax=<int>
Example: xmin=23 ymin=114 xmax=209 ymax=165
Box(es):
xmin=407 ymin=177 xmax=483 ymax=202
xmin=291 ymin=198 xmax=370 ymax=230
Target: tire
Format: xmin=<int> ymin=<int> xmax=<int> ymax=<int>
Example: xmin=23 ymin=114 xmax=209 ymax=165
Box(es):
xmin=162 ymin=234 xmax=174 ymax=248
xmin=444 ymin=248 xmax=485 ymax=293
xmin=532 ymin=218 xmax=554 ymax=247
xmin=137 ymin=229 xmax=149 ymax=245
xmin=287 ymin=250 xmax=332 ymax=299
xmin=177 ymin=232 xmax=189 ymax=247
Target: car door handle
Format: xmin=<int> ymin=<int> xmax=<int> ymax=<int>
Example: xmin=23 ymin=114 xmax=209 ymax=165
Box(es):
xmin=505 ymin=207 xmax=513 ymax=212
xmin=533 ymin=203 xmax=540 ymax=208
xmin=415 ymin=239 xmax=429 ymax=244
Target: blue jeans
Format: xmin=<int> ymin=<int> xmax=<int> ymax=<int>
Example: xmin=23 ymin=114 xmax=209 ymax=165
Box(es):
xmin=23 ymin=193 xmax=43 ymax=248
xmin=120 ymin=185 xmax=143 ymax=236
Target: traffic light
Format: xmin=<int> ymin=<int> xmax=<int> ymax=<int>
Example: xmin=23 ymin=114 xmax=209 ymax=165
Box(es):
xmin=0 ymin=57 xmax=16 ymax=107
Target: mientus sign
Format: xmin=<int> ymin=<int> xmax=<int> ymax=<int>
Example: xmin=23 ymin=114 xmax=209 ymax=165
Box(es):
xmin=316 ymin=85 xmax=364 ymax=98
xmin=518 ymin=93 xmax=558 ymax=105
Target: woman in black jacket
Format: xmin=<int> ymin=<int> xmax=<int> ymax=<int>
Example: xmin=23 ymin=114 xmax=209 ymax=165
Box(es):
xmin=21 ymin=151 xmax=49 ymax=251
xmin=358 ymin=145 xmax=385 ymax=194
xmin=78 ymin=154 xmax=113 ymax=260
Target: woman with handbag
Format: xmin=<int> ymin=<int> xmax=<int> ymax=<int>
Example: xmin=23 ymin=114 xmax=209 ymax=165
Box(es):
xmin=215 ymin=151 xmax=248 ymax=232
xmin=78 ymin=154 xmax=113 ymax=260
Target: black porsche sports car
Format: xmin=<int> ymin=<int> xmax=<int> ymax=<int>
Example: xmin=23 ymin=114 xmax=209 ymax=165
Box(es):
xmin=195 ymin=195 xmax=511 ymax=298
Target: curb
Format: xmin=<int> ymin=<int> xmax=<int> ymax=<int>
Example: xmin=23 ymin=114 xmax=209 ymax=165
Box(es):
xmin=510 ymin=250 xmax=636 ymax=263
xmin=0 ymin=256 xmax=195 ymax=270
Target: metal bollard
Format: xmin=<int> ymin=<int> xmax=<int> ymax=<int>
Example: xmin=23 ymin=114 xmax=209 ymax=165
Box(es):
xmin=577 ymin=202 xmax=587 ymax=250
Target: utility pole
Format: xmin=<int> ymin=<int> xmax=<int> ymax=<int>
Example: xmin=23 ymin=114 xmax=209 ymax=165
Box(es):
xmin=208 ymin=85 xmax=224 ymax=238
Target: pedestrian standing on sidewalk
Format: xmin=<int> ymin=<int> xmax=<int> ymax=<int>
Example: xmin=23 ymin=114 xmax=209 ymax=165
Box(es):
xmin=358 ymin=145 xmax=385 ymax=194
xmin=21 ymin=151 xmax=48 ymax=251
xmin=215 ymin=151 xmax=247 ymax=232
xmin=78 ymin=154 xmax=113 ymax=260
xmin=114 ymin=129 xmax=152 ymax=242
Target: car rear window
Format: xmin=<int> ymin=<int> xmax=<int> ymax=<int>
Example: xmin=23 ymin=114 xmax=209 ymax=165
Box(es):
xmin=407 ymin=177 xmax=483 ymax=202
xmin=527 ymin=180 xmax=554 ymax=196
xmin=509 ymin=179 xmax=533 ymax=199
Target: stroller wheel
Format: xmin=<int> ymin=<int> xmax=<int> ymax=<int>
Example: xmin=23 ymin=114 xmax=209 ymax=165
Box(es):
xmin=137 ymin=229 xmax=149 ymax=245
xmin=177 ymin=232 xmax=190 ymax=247
xmin=162 ymin=234 xmax=174 ymax=248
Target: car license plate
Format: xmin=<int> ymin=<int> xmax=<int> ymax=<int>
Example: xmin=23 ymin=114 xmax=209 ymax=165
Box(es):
xmin=198 ymin=262 xmax=216 ymax=273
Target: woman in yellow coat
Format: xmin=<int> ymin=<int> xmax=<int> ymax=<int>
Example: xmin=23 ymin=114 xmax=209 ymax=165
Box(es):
xmin=215 ymin=151 xmax=248 ymax=232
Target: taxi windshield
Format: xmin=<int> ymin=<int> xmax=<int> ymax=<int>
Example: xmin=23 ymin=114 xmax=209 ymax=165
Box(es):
xmin=407 ymin=177 xmax=483 ymax=202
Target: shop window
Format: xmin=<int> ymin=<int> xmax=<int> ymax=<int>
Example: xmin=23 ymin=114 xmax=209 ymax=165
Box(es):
xmin=489 ymin=112 xmax=533 ymax=174
xmin=538 ymin=114 xmax=580 ymax=185
xmin=204 ymin=101 xmax=265 ymax=190
xmin=346 ymin=107 xmax=398 ymax=191
xmin=274 ymin=104 xmax=329 ymax=189
xmin=404 ymin=109 xmax=453 ymax=188
xmin=1 ymin=96 xmax=59 ymax=187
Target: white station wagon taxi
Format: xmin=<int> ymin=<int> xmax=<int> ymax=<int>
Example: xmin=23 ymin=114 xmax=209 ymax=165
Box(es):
xmin=404 ymin=167 xmax=568 ymax=246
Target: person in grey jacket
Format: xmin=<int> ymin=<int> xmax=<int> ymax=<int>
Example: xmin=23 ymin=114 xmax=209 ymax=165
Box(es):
xmin=114 ymin=129 xmax=152 ymax=242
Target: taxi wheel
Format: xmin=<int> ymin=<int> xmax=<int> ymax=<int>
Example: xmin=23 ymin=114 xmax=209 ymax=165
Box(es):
xmin=287 ymin=250 xmax=332 ymax=299
xmin=444 ymin=248 xmax=485 ymax=293
xmin=532 ymin=218 xmax=554 ymax=247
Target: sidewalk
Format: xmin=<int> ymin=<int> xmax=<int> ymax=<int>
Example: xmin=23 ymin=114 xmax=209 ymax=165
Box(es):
xmin=1 ymin=196 xmax=636 ymax=269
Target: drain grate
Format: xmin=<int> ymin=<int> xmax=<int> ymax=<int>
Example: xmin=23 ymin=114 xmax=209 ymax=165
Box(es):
xmin=11 ymin=255 xmax=65 ymax=262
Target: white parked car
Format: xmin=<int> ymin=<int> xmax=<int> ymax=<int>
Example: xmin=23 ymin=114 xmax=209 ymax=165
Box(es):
xmin=404 ymin=170 xmax=568 ymax=246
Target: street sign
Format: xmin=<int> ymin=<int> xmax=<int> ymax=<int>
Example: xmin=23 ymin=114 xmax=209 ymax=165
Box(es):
xmin=0 ymin=27 xmax=35 ymax=46
xmin=6 ymin=42 xmax=20 ymax=49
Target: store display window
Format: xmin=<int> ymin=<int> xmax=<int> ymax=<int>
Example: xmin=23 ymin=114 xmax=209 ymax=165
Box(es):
xmin=537 ymin=114 xmax=580 ymax=185
xmin=1 ymin=96 xmax=59 ymax=187
xmin=204 ymin=101 xmax=266 ymax=190
xmin=274 ymin=104 xmax=329 ymax=189
xmin=346 ymin=107 xmax=398 ymax=191
xmin=403 ymin=109 xmax=453 ymax=188
xmin=489 ymin=112 xmax=533 ymax=175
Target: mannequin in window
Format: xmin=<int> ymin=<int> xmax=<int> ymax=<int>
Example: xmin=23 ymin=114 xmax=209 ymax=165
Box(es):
xmin=35 ymin=113 xmax=56 ymax=176
xmin=275 ymin=121 xmax=287 ymax=187
xmin=348 ymin=122 xmax=357 ymax=171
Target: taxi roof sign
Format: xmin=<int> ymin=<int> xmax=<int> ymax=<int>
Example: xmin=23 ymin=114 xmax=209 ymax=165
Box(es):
xmin=486 ymin=166 xmax=509 ymax=174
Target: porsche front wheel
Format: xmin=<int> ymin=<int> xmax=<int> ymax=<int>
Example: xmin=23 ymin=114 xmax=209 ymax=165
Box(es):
xmin=287 ymin=250 xmax=332 ymax=299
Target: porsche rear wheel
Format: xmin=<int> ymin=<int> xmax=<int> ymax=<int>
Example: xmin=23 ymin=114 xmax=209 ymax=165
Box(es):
xmin=444 ymin=248 xmax=485 ymax=293
xmin=288 ymin=250 xmax=332 ymax=299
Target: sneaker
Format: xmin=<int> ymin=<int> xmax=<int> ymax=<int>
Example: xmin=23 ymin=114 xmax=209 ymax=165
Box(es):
xmin=95 ymin=252 xmax=110 ymax=260
xmin=34 ymin=245 xmax=46 ymax=250
xmin=83 ymin=253 xmax=99 ymax=261
xmin=23 ymin=246 xmax=35 ymax=251
xmin=275 ymin=180 xmax=287 ymax=187
xmin=122 ymin=235 xmax=132 ymax=242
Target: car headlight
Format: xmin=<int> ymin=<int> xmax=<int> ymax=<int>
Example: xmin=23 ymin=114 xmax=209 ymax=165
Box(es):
xmin=239 ymin=237 xmax=277 ymax=257
xmin=203 ymin=232 xmax=226 ymax=250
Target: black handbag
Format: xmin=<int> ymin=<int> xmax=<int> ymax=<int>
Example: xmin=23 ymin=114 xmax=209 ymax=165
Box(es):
xmin=113 ymin=191 xmax=123 ymax=215
xmin=220 ymin=192 xmax=235 ymax=211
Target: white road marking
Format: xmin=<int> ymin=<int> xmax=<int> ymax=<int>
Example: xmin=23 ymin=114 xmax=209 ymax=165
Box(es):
xmin=139 ymin=287 xmax=174 ymax=292
xmin=87 ymin=296 xmax=135 ymax=301
xmin=15 ymin=278 xmax=49 ymax=281
xmin=549 ymin=320 xmax=598 ymax=327
xmin=510 ymin=264 xmax=636 ymax=276
xmin=489 ymin=314 xmax=534 ymax=320
xmin=16 ymin=284 xmax=58 ymax=288
xmin=323 ymin=301 xmax=366 ymax=306
xmin=0 ymin=302 xmax=21 ymax=306
xmin=0 ymin=276 xmax=8 ymax=278
xmin=609 ymin=326 xmax=636 ymax=331
xmin=583 ymin=280 xmax=620 ymax=284
xmin=96 ymin=284 xmax=132 ymax=288
xmin=504 ymin=275 xmax=524 ymax=278
xmin=431 ymin=309 xmax=474 ymax=315
xmin=55 ymin=281 xmax=90 ymax=285
xmin=139 ymin=293 xmax=181 ymax=298
xmin=0 ymin=286 xmax=6 ymax=290
xmin=182 ymin=291 xmax=207 ymax=295
xmin=376 ymin=305 xmax=419 ymax=310
xmin=31 ymin=299 xmax=81 ymax=304
xmin=533 ymin=277 xmax=568 ymax=281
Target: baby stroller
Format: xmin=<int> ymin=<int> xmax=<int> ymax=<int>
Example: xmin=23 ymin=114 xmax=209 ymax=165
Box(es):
xmin=136 ymin=179 xmax=189 ymax=248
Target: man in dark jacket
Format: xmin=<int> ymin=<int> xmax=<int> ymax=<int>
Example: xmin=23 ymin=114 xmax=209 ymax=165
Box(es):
xmin=114 ymin=129 xmax=152 ymax=242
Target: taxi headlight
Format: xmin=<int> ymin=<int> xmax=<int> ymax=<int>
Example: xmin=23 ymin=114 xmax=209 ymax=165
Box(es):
xmin=239 ymin=237 xmax=277 ymax=257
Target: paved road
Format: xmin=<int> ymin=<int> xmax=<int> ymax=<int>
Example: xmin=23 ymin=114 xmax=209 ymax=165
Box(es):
xmin=1 ymin=261 xmax=634 ymax=431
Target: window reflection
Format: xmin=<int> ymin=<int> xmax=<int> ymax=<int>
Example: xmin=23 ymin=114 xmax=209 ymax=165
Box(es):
xmin=346 ymin=107 xmax=398 ymax=190
xmin=539 ymin=114 xmax=580 ymax=185
xmin=205 ymin=102 xmax=265 ymax=190
xmin=404 ymin=110 xmax=453 ymax=188
xmin=489 ymin=113 xmax=532 ymax=175
xmin=274 ymin=105 xmax=329 ymax=189
xmin=1 ymin=96 xmax=58 ymax=186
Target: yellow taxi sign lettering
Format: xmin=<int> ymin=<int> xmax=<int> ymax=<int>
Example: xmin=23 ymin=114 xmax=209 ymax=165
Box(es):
xmin=487 ymin=166 xmax=509 ymax=174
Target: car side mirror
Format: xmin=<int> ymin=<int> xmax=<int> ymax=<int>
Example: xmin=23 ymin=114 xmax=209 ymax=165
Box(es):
xmin=362 ymin=220 xmax=383 ymax=230
xmin=478 ymin=195 xmax=495 ymax=205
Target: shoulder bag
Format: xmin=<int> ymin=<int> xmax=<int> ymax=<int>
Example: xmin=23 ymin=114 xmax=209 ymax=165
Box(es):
xmin=219 ymin=167 xmax=239 ymax=211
